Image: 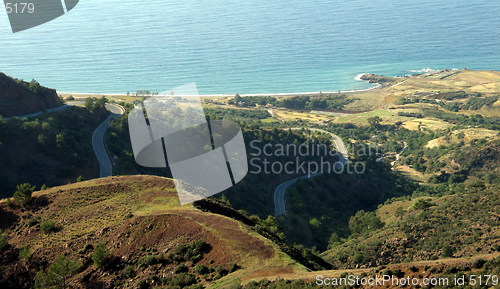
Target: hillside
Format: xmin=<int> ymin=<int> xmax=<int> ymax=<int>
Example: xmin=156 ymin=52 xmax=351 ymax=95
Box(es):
xmin=0 ymin=73 xmax=63 ymax=118
xmin=345 ymin=69 xmax=500 ymax=111
xmin=1 ymin=176 xmax=498 ymax=289
xmin=0 ymin=105 xmax=109 ymax=198
xmin=0 ymin=176 xmax=324 ymax=289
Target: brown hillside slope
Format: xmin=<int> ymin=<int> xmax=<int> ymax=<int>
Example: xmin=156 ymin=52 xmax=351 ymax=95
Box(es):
xmin=0 ymin=73 xmax=63 ymax=117
xmin=0 ymin=176 xmax=306 ymax=289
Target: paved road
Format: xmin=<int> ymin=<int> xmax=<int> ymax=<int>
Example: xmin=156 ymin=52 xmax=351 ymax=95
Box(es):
xmin=92 ymin=104 xmax=125 ymax=178
xmin=4 ymin=101 xmax=125 ymax=178
xmin=274 ymin=128 xmax=348 ymax=216
xmin=4 ymin=104 xmax=71 ymax=120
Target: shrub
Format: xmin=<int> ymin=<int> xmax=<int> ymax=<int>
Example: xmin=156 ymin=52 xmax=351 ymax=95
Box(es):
xmin=349 ymin=210 xmax=384 ymax=235
xmin=473 ymin=258 xmax=486 ymax=269
xmin=175 ymin=263 xmax=188 ymax=273
xmin=0 ymin=230 xmax=8 ymax=251
xmin=441 ymin=245 xmax=453 ymax=258
xmin=40 ymin=220 xmax=57 ymax=234
xmin=214 ymin=266 xmax=228 ymax=277
xmin=392 ymin=269 xmax=404 ymax=278
xmin=413 ymin=199 xmax=435 ymax=210
xmin=193 ymin=264 xmax=210 ymax=275
xmin=137 ymin=280 xmax=149 ymax=289
xmin=34 ymin=255 xmax=81 ymax=289
xmin=77 ymin=243 xmax=93 ymax=255
xmin=408 ymin=265 xmax=418 ymax=272
xmin=92 ymin=244 xmax=110 ymax=267
xmin=169 ymin=241 xmax=210 ymax=263
xmin=137 ymin=254 xmax=163 ymax=268
xmin=28 ymin=217 xmax=41 ymax=227
xmin=120 ymin=265 xmax=135 ymax=279
xmin=19 ymin=245 xmax=31 ymax=263
xmin=229 ymin=262 xmax=239 ymax=273
xmin=13 ymin=183 xmax=35 ymax=206
xmin=161 ymin=272 xmax=197 ymax=288
xmin=352 ymin=253 xmax=364 ymax=264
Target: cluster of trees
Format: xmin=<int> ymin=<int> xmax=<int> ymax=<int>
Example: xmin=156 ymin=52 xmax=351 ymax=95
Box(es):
xmin=396 ymin=94 xmax=497 ymax=112
xmin=397 ymin=112 xmax=424 ymax=118
xmin=278 ymin=95 xmax=354 ymax=110
xmin=33 ymin=243 xmax=110 ymax=289
xmin=204 ymin=107 xmax=271 ymax=120
xmin=425 ymin=109 xmax=500 ymax=130
xmin=0 ymin=105 xmax=109 ymax=197
xmin=461 ymin=96 xmax=498 ymax=110
xmin=15 ymin=79 xmax=43 ymax=95
xmin=228 ymin=94 xmax=354 ymax=110
xmin=228 ymin=94 xmax=277 ymax=106
xmin=83 ymin=96 xmax=108 ymax=113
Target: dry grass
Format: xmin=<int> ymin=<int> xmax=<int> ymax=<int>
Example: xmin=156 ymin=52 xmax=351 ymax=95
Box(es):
xmin=1 ymin=175 xmax=307 ymax=287
xmin=346 ymin=70 xmax=500 ymax=111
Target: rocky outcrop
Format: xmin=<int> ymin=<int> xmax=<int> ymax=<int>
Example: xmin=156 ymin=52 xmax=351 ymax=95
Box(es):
xmin=360 ymin=73 xmax=396 ymax=84
xmin=0 ymin=73 xmax=63 ymax=117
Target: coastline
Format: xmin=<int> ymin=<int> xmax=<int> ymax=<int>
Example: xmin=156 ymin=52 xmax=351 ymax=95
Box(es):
xmin=58 ymin=78 xmax=381 ymax=98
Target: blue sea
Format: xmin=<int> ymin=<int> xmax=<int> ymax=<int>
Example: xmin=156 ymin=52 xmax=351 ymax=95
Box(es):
xmin=0 ymin=0 xmax=499 ymax=94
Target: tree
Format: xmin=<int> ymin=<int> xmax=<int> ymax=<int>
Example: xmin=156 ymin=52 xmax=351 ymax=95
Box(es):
xmin=234 ymin=93 xmax=242 ymax=103
xmin=13 ymin=183 xmax=35 ymax=206
xmin=55 ymin=133 xmax=65 ymax=149
xmin=327 ymin=232 xmax=342 ymax=249
xmin=92 ymin=243 xmax=109 ymax=267
xmin=349 ymin=210 xmax=384 ymax=235
xmin=368 ymin=116 xmax=382 ymax=129
xmin=34 ymin=255 xmax=82 ymax=289
xmin=28 ymin=79 xmax=42 ymax=94
xmin=37 ymin=134 xmax=47 ymax=145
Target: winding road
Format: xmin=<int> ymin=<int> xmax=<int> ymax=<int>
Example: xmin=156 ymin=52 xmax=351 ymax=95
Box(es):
xmin=4 ymin=104 xmax=71 ymax=120
xmin=92 ymin=103 xmax=125 ymax=177
xmin=274 ymin=128 xmax=349 ymax=216
xmin=5 ymin=101 xmax=124 ymax=178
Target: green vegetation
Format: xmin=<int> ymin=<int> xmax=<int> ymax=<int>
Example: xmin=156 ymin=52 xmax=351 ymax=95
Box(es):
xmin=348 ymin=210 xmax=384 ymax=236
xmin=423 ymin=108 xmax=500 ymax=130
xmin=137 ymin=254 xmax=164 ymax=268
xmin=227 ymin=94 xmax=355 ymax=110
xmin=40 ymin=220 xmax=57 ymax=234
xmin=204 ymin=107 xmax=270 ymax=120
xmin=34 ymin=255 xmax=82 ymax=289
xmin=13 ymin=183 xmax=35 ymax=206
xmin=0 ymin=106 xmax=109 ymax=198
xmin=92 ymin=243 xmax=110 ymax=267
xmin=229 ymin=95 xmax=277 ymax=106
xmin=397 ymin=111 xmax=423 ymax=118
xmin=83 ymin=96 xmax=108 ymax=113
xmin=278 ymin=95 xmax=354 ymax=110
xmin=412 ymin=198 xmax=434 ymax=210
xmin=169 ymin=240 xmax=210 ymax=263
xmin=0 ymin=230 xmax=8 ymax=251
xmin=18 ymin=245 xmax=31 ymax=263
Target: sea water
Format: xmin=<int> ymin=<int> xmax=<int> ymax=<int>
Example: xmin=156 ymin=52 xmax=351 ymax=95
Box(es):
xmin=0 ymin=0 xmax=498 ymax=94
